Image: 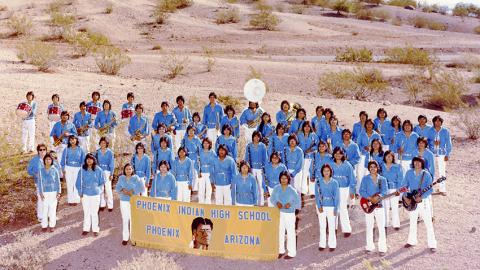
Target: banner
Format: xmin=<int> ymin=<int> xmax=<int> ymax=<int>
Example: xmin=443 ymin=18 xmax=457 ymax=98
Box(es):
xmin=130 ymin=196 xmax=280 ymax=261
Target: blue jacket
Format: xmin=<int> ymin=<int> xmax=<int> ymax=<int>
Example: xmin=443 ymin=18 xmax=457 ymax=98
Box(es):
xmin=182 ymin=136 xmax=202 ymax=173
xmin=270 ymin=185 xmax=301 ymax=213
xmin=342 ymin=140 xmax=361 ymax=167
xmin=94 ymin=110 xmax=117 ymax=133
xmin=28 ymin=155 xmax=44 ymax=184
xmin=374 ymin=118 xmax=391 ymax=145
xmin=298 ymin=132 xmax=318 ymax=159
xmin=151 ymin=133 xmax=173 ymax=153
xmin=288 ymin=119 xmax=305 ymax=135
xmin=364 ymin=152 xmax=384 ymax=169
xmin=324 ymin=127 xmax=343 ymax=149
xmin=352 ymin=121 xmax=365 ymax=143
xmin=153 ymin=148 xmax=174 ymax=172
xmin=232 ymin=174 xmax=258 ymax=205
xmin=210 ymin=156 xmax=238 ymax=186
xmin=76 ymin=167 xmax=105 ymax=196
xmin=245 ymin=142 xmax=268 ymax=170
xmin=150 ymin=172 xmax=177 ymax=199
xmin=73 ymin=111 xmax=93 ymax=137
xmin=284 ymin=146 xmax=304 ymax=177
xmin=202 ymin=103 xmax=224 ymax=129
xmin=131 ymin=154 xmax=151 ymax=183
xmin=426 ymin=127 xmax=452 ymax=157
xmin=172 ymin=107 xmax=192 ymax=131
xmin=331 ymin=161 xmax=356 ymax=194
xmin=171 ymin=157 xmax=195 ymax=185
xmin=240 ymin=108 xmax=263 ymax=127
xmin=116 ymin=175 xmax=143 ymax=202
xmin=414 ymin=124 xmax=432 ymax=138
xmin=121 ymin=102 xmax=135 ymax=112
xmin=24 ymin=101 xmax=37 ymax=120
xmin=311 ymin=115 xmax=324 ymax=138
xmin=152 ymin=111 xmax=176 ymax=131
xmin=276 ymin=110 xmax=288 ymax=127
xmin=359 ymin=174 xmax=388 ymax=205
xmin=402 ymin=169 xmax=433 ymax=199
xmin=199 ymin=149 xmax=217 ymax=175
xmin=216 ymin=135 xmax=237 ymax=161
xmin=95 ymin=148 xmax=115 ymax=172
xmin=413 ymin=149 xmax=435 ymax=178
xmin=381 ymin=163 xmax=403 ymax=190
xmin=384 ymin=126 xmax=401 ymax=147
xmin=315 ymin=177 xmax=340 ymax=213
xmin=357 ymin=131 xmax=381 ymax=155
xmin=193 ymin=122 xmax=207 ymax=139
xmin=394 ymin=131 xmax=419 ymax=160
xmin=220 ymin=116 xmax=240 ymax=138
xmin=257 ymin=123 xmax=275 ymax=139
xmin=263 ymin=162 xmax=288 ymax=191
xmin=267 ymin=134 xmax=289 ymax=158
xmin=50 ymin=121 xmax=77 ymax=145
xmin=310 ymin=152 xmax=332 ymax=182
xmin=128 ymin=115 xmax=149 ymax=137
xmin=61 ymin=146 xmax=85 ymax=169
xmin=37 ymin=167 xmax=61 ymax=194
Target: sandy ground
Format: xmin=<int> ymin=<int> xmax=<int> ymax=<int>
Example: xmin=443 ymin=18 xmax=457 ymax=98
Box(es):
xmin=0 ymin=0 xmax=480 ymax=269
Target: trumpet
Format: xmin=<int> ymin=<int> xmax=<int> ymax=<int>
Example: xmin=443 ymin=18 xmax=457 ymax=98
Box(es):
xmin=286 ymin=103 xmax=301 ymax=129
xmin=99 ymin=117 xmax=116 ymax=137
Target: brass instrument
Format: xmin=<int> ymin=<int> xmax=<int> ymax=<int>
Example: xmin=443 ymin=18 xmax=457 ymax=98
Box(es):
xmin=131 ymin=118 xmax=148 ymax=141
xmin=53 ymin=133 xmax=66 ymax=147
xmin=77 ymin=119 xmax=92 ymax=137
xmin=98 ymin=116 xmax=116 ymax=137
xmin=247 ymin=107 xmax=264 ymax=128
xmin=285 ymin=103 xmax=301 ymax=129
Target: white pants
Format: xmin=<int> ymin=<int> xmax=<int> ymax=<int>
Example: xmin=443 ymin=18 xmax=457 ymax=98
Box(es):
xmin=252 ymin=168 xmax=264 ymax=206
xmin=55 ymin=144 xmax=67 ymax=166
xmin=100 ymin=171 xmax=113 ymax=209
xmin=436 ymin=155 xmax=446 ymax=192
xmin=174 ymin=130 xmax=186 ymax=152
xmin=41 ymin=192 xmax=58 ymax=228
xmin=267 ymin=187 xmax=274 ymax=207
xmin=192 ymin=170 xmax=199 ymax=192
xmin=338 ymin=188 xmax=352 ymax=233
xmin=65 ymin=166 xmax=81 ymax=204
xmin=407 ymin=197 xmax=437 ymax=248
xmin=49 ymin=121 xmax=55 ymax=145
xmin=279 ymin=212 xmax=296 ymax=257
xmin=207 ymin=128 xmax=218 ymax=149
xmin=197 ymin=173 xmax=212 ymax=204
xmin=22 ymin=119 xmax=36 ymax=152
xmin=384 ymin=188 xmax=400 ymax=228
xmin=365 ymin=208 xmax=387 ymax=252
xmin=243 ymin=125 xmax=256 ymax=145
xmin=317 ymin=206 xmax=336 ymax=248
xmin=177 ymin=181 xmax=191 ymax=202
xmin=139 ymin=177 xmax=147 ymax=197
xmin=301 ymin=158 xmax=314 ymax=195
xmin=78 ymin=136 xmax=90 ymax=153
xmin=120 ymin=201 xmax=131 ymax=241
xmin=215 ymin=185 xmax=232 ymax=205
xmin=82 ymin=194 xmax=100 ymax=232
xmin=289 ymin=169 xmax=303 ymax=195
xmin=35 ymin=188 xmax=43 ymax=221
xmin=355 ymin=155 xmax=366 ymax=194
xmin=401 ymin=160 xmax=412 ymax=178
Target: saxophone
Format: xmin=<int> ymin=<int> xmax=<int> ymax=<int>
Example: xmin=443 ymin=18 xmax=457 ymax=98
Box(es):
xmin=98 ymin=114 xmax=116 ymax=137
xmin=131 ymin=117 xmax=147 ymax=141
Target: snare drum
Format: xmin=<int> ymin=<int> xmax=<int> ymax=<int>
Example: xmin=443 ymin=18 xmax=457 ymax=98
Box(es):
xmin=87 ymin=106 xmax=101 ymax=115
xmin=16 ymin=102 xmax=32 ymax=119
xmin=121 ymin=109 xmax=134 ymax=119
xmin=48 ymin=105 xmax=61 ymax=122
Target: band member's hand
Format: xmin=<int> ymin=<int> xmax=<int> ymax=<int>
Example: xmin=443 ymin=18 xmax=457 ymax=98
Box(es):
xmin=57 ymin=193 xmax=61 ymax=199
xmin=444 ymin=156 xmax=449 ymax=161
xmin=276 ymin=202 xmax=283 ymax=209
xmin=395 ymin=191 xmax=400 ymax=196
xmin=285 ymin=203 xmax=291 ymax=209
xmin=211 ymin=184 xmax=216 ymax=191
xmin=350 ymin=193 xmax=355 ymax=200
xmin=40 ymin=194 xmax=45 ymax=200
xmin=264 ymin=192 xmax=270 ymax=198
xmin=309 ymin=177 xmax=315 ymax=183
xmin=333 ymin=211 xmax=337 ymax=216
xmin=355 ymin=194 xmax=359 ymax=199
xmin=188 ymin=185 xmax=192 ymax=190
xmin=414 ymin=195 xmax=422 ymax=203
xmin=109 ymin=175 xmax=113 ymax=181
xmin=318 ymin=207 xmax=323 ymax=213
xmin=364 ymin=146 xmax=369 ymax=151
xmin=370 ymin=196 xmax=379 ymax=204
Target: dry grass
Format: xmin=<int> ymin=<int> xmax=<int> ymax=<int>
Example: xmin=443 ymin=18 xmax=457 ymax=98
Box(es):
xmin=215 ymin=7 xmax=240 ymax=24
xmin=474 ymin=70 xmax=480 ymax=83
xmin=187 ymin=95 xmax=203 ymax=112
xmin=355 ymin=8 xmax=391 ymax=22
xmin=218 ymin=95 xmax=243 ymax=113
xmin=455 ymin=108 xmax=480 ymax=140
xmin=335 ymin=47 xmax=373 ymax=62
xmin=95 ymin=46 xmax=131 ymax=75
xmin=47 ymin=0 xmax=74 ymax=14
xmin=68 ymin=31 xmax=111 ymax=57
xmin=384 ymin=46 xmax=433 ymax=66
xmin=474 ymin=26 xmax=480 ymax=35
xmin=391 ymin=16 xmax=402 ymax=26
xmin=411 ymin=16 xmax=447 ymax=31
xmin=104 ymin=2 xmax=113 ymax=14
xmin=0 ymin=231 xmax=50 ymax=270
xmin=428 ymin=70 xmax=467 ymax=110
xmin=387 ymin=0 xmax=416 ymax=7
xmin=402 ymin=73 xmax=428 ymax=105
xmin=445 ymin=54 xmax=480 ymax=71
xmin=16 ymin=40 xmax=57 ymax=72
xmin=163 ymin=52 xmax=190 ymax=79
xmin=203 ymin=46 xmax=216 ymax=72
xmin=152 ymin=44 xmax=162 ymax=50
xmin=332 ymin=0 xmax=352 ymax=15
xmin=113 ymin=251 xmax=182 ymax=270
xmin=157 ymin=0 xmax=193 ymax=13
xmin=290 ymin=4 xmax=308 ymax=14
xmin=7 ymin=15 xmax=33 ymax=36
xmin=49 ymin=12 xmax=76 ymax=38
xmin=249 ymin=3 xmax=280 ymax=31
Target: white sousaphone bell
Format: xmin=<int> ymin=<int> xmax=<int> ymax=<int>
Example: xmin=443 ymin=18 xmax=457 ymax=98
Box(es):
xmin=243 ymin=79 xmax=266 ymax=103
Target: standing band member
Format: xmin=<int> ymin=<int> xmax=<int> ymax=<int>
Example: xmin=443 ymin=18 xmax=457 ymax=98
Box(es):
xmin=153 ymin=137 xmax=174 ymax=172
xmin=311 ymin=106 xmax=325 ymax=139
xmin=86 ymin=91 xmax=102 ymax=148
xmin=374 ymin=108 xmax=391 ymax=150
xmin=47 ymin=94 xmax=63 ymax=145
xmin=202 ymin=92 xmax=224 ymax=148
xmin=268 ymin=124 xmax=289 ymax=158
xmin=61 ymin=135 xmax=85 ymax=206
xmin=325 ymin=116 xmax=343 ymax=151
xmin=245 ymin=131 xmax=268 ymax=206
xmin=121 ymin=92 xmax=136 ymax=154
xmin=257 ymin=112 xmax=274 ymax=144
xmin=152 ymin=101 xmax=177 ymax=134
xmin=381 ymin=150 xmax=403 ymax=230
xmin=21 ymin=91 xmax=37 ymax=153
xmin=385 ymin=115 xmax=402 ymax=159
xmin=51 ymin=111 xmax=77 ymax=163
xmin=364 ymin=139 xmax=385 ymax=172
xmin=414 ymin=137 xmax=435 ymax=179
xmin=288 ymin=108 xmax=306 ymax=135
xmin=357 ymin=119 xmax=381 ymax=193
xmin=94 ymin=100 xmax=117 ymax=149
xmin=315 ymin=164 xmax=339 ymax=252
xmin=427 ymin=115 xmax=451 ymax=196
xmin=116 ymin=163 xmax=143 ymax=245
xmin=231 ymin=161 xmax=258 ymax=206
xmin=240 ymin=101 xmax=263 ymax=144
xmin=38 ymin=154 xmax=61 ymax=232
xmin=271 ymin=171 xmax=301 ymax=260
xmin=352 ymin=111 xmax=368 ymax=143
xmin=319 ymin=108 xmax=334 ymax=141
xmin=76 ymin=153 xmax=105 ymax=237
xmin=128 ymin=104 xmax=149 ymax=152
xmin=28 ymin=144 xmax=48 ymax=222
xmin=310 ymin=141 xmax=333 ymax=190
xmin=150 ymin=160 xmax=177 ymax=200
xmin=284 ymin=134 xmax=304 ymax=195
xmin=182 ymin=126 xmax=202 ymax=192
xmin=131 ymin=143 xmax=151 ymax=197
xmin=73 ymin=101 xmax=93 ymax=153
xmin=151 ymin=123 xmax=173 ymax=153
xmin=414 ymin=114 xmax=431 ymax=138
xmin=173 ymin=95 xmax=192 ymax=151
xmin=341 ymin=129 xmax=361 ymax=172
xmin=276 ymin=100 xmax=290 ymax=128
xmin=96 ymin=137 xmax=115 ymax=212
xmin=298 ymin=121 xmax=318 ymax=196
xmin=198 ymin=138 xmax=216 ymax=204
xmin=192 ymin=112 xmax=207 ymax=140
xmin=395 ymin=120 xmax=419 ymax=176
xmin=220 ymin=105 xmax=240 ymax=139
xmin=211 ymin=145 xmax=237 ymax=205
xmin=172 ymin=147 xmax=194 ymax=202
xmin=263 ymin=152 xmax=287 ymax=207
xmin=216 ymin=124 xmax=237 ymax=161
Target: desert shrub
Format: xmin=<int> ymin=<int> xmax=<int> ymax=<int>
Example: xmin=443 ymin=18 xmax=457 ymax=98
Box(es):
xmin=47 ymin=0 xmax=74 ymax=14
xmin=384 ymin=46 xmax=433 ymax=66
xmin=163 ymin=52 xmax=190 ymax=79
xmin=152 ymin=44 xmax=162 ymax=50
xmin=427 ymin=20 xmax=447 ymax=31
xmin=114 ymin=251 xmax=182 ymax=270
xmin=360 ymin=0 xmax=383 ymax=5
xmin=411 ymin=16 xmax=446 ymax=30
xmin=0 ymin=5 xmax=8 ymax=11
xmin=332 ymin=0 xmax=352 ymax=15
xmin=455 ymin=108 xmax=480 ymax=140
xmin=95 ymin=46 xmax=131 ymax=75
xmin=291 ymin=4 xmax=307 ymax=14
xmin=474 ymin=70 xmax=480 ymax=83
xmin=312 ymin=0 xmax=331 ymax=9
xmin=335 ymin=47 xmax=373 ymax=62
xmin=474 ymin=26 xmax=480 ymax=35
xmin=104 ymin=2 xmax=113 ymax=14
xmin=202 ymin=46 xmax=216 ymax=72
xmin=7 ymin=15 xmax=33 ymax=36
xmin=386 ymin=0 xmax=416 ymax=7
xmin=16 ymin=40 xmax=57 ymax=71
xmin=249 ymin=4 xmax=280 ymax=30
xmin=157 ymin=0 xmax=193 ymax=13
xmin=187 ymin=96 xmax=203 ymax=112
xmin=428 ymin=70 xmax=467 ymax=110
xmin=318 ymin=67 xmax=388 ymax=100
xmin=216 ymin=7 xmax=240 ymax=24
xmin=0 ymin=231 xmax=50 ymax=270
xmin=391 ymin=15 xmax=402 ymax=26
xmin=452 ymin=3 xmax=470 ymax=18
xmin=402 ymin=73 xmax=428 ymax=105
xmin=355 ymin=8 xmax=390 ymax=21
xmin=49 ymin=12 xmax=76 ymax=37
xmin=68 ymin=31 xmax=110 ymax=57
xmin=153 ymin=3 xmax=170 ymax=24
xmin=218 ymin=95 xmax=243 ymax=112
xmin=225 ymin=0 xmax=237 ymax=3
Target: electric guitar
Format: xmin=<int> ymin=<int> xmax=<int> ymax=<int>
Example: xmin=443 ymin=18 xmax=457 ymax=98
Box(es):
xmin=360 ymin=187 xmax=408 ymax=214
xmin=402 ymin=176 xmax=446 ymax=211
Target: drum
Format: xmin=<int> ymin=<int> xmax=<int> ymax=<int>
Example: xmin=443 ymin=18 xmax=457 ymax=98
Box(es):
xmin=121 ymin=109 xmax=134 ymax=119
xmin=16 ymin=102 xmax=32 ymax=119
xmin=87 ymin=106 xmax=101 ymax=115
xmin=48 ymin=105 xmax=61 ymax=122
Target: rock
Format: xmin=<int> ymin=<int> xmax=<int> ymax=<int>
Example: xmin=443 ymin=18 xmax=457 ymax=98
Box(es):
xmin=404 ymin=5 xmax=415 ymax=10
xmin=470 ymin=227 xmax=476 ymax=233
xmin=383 ymin=101 xmax=391 ymax=106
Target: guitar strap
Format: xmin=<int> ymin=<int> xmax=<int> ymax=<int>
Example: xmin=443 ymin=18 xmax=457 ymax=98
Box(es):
xmin=418 ymin=171 xmax=425 ymax=193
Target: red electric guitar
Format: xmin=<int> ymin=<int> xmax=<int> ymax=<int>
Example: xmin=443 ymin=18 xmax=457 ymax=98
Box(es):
xmin=360 ymin=187 xmax=408 ymax=214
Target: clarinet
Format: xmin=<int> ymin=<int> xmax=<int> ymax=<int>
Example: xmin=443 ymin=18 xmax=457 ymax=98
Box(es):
xmin=197 ymin=143 xmax=202 ymax=178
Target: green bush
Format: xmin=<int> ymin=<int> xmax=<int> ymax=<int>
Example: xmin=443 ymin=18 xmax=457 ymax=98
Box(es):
xmin=291 ymin=4 xmax=308 ymax=14
xmin=384 ymin=46 xmax=433 ymax=66
xmin=386 ymin=0 xmax=416 ymax=7
xmin=249 ymin=4 xmax=280 ymax=31
xmin=474 ymin=26 xmax=480 ymax=35
xmin=411 ymin=16 xmax=447 ymax=31
xmin=95 ymin=46 xmax=131 ymax=75
xmin=7 ymin=15 xmax=33 ymax=36
xmin=355 ymin=8 xmax=391 ymax=21
xmin=332 ymin=0 xmax=352 ymax=15
xmin=16 ymin=40 xmax=57 ymax=72
xmin=335 ymin=47 xmax=373 ymax=62
xmin=68 ymin=31 xmax=110 ymax=57
xmin=455 ymin=108 xmax=480 ymax=140
xmin=216 ymin=7 xmax=240 ymax=24
xmin=157 ymin=0 xmax=193 ymax=13
xmin=428 ymin=70 xmax=467 ymax=110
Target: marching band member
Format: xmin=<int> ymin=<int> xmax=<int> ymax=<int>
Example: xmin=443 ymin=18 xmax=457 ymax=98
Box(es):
xmin=86 ymin=91 xmax=102 ymax=147
xmin=116 ymin=163 xmax=143 ymax=245
xmin=121 ymin=92 xmax=136 ymax=118
xmin=21 ymin=91 xmax=37 ymax=153
xmin=319 ymin=108 xmax=334 ymax=141
xmin=283 ymin=134 xmax=304 ymax=195
xmin=352 ymin=111 xmax=368 ymax=143
xmin=231 ymin=161 xmax=258 ymax=206
xmin=414 ymin=137 xmax=435 ymax=178
xmin=364 ymin=139 xmax=385 ymax=171
xmin=257 ymin=112 xmax=274 ymax=143
xmin=131 ymin=143 xmax=151 ymax=196
xmin=73 ymin=101 xmax=93 ymax=153
xmin=263 ymin=152 xmax=288 ymax=207
xmin=47 ymin=94 xmax=63 ymax=145
xmin=76 ymin=153 xmax=105 ymax=237
xmin=94 ymin=100 xmax=118 ymax=149
xmin=414 ymin=114 xmax=432 ymax=138
xmin=403 ymin=157 xmax=437 ymax=252
xmin=153 ymin=137 xmax=174 ymax=171
xmin=151 ymin=123 xmax=173 ymax=153
xmin=240 ymin=101 xmax=263 ymax=144
xmin=198 ymin=138 xmax=216 ymax=204
xmin=150 ymin=160 xmax=177 ymax=200
xmin=172 ymin=96 xmax=192 ymax=151
xmin=315 ymin=164 xmax=339 ymax=251
xmin=331 ymin=147 xmax=355 ymax=237
xmin=121 ymin=92 xmax=136 ymax=154
xmin=276 ymin=100 xmax=290 ymax=127
xmin=311 ymin=106 xmax=324 ymax=139
xmin=215 ymin=124 xmax=237 ymax=161
xmin=381 ymin=150 xmax=403 ymax=230
xmin=341 ymin=129 xmax=361 ymax=169
xmin=385 ymin=115 xmax=402 ymax=160
xmin=356 ymin=119 xmax=381 ymax=193
xmin=182 ymin=126 xmax=202 ymax=191
xmin=271 ymin=171 xmax=301 ymax=259
xmin=394 ymin=120 xmax=419 ymax=176
xmin=128 ymin=104 xmax=149 ymax=152
xmin=192 ymin=112 xmax=207 ymax=140
xmin=171 ymin=147 xmax=195 ymax=202
xmin=310 ymin=141 xmax=333 ymax=186
xmin=359 ymin=160 xmax=388 ymax=255
xmin=325 ymin=116 xmax=343 ymax=152
xmin=38 ymin=154 xmax=61 ymax=232
xmin=426 ymin=115 xmax=451 ymax=196
xmin=152 ymin=101 xmax=177 ymax=134
xmin=298 ymin=121 xmax=318 ymax=196
xmin=374 ymin=108 xmax=391 ymax=150
xmin=49 ymin=150 xmax=63 ymax=179
xmin=245 ymin=131 xmax=268 ymax=206
xmin=267 ymin=124 xmax=289 ymax=158
xmin=288 ymin=108 xmax=306 ymax=135
xmin=211 ymin=145 xmax=237 ymax=205
xmin=202 ymin=92 xmax=224 ymax=148
xmin=27 ymin=144 xmax=48 ymax=222
xmin=61 ymin=135 xmax=85 ymax=206
xmin=51 ymin=111 xmax=77 ymax=163
xmin=96 ymin=137 xmax=115 ymax=212
xmin=220 ymin=105 xmax=240 ymax=139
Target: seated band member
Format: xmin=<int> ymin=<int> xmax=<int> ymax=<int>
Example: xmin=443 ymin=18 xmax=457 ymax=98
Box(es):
xmin=202 ymin=92 xmax=224 ymax=149
xmin=128 ymin=104 xmax=149 ymax=152
xmin=359 ymin=160 xmax=389 ymax=255
xmin=403 ymin=157 xmax=437 ymax=252
xmin=283 ymin=134 xmax=304 ymax=195
xmin=356 ymin=119 xmax=381 ymax=193
xmin=198 ymin=138 xmax=217 ymax=204
xmin=151 ymin=123 xmax=173 ymax=153
xmin=38 ymin=153 xmax=61 ymax=232
xmin=116 ymin=163 xmax=143 ymax=246
xmin=352 ymin=111 xmax=368 ymax=143
xmin=94 ymin=100 xmax=117 ymax=149
xmin=311 ymin=106 xmax=325 ymax=139
xmin=276 ymin=100 xmax=290 ymax=128
xmin=210 ymin=145 xmax=238 ymax=205
xmin=220 ymin=105 xmax=240 ymax=139
xmin=96 ymin=137 xmax=115 ymax=212
xmin=374 ymin=108 xmax=391 ymax=150
xmin=51 ymin=111 xmax=77 ymax=163
xmin=288 ymin=108 xmax=306 ymax=135
xmin=153 ymin=137 xmax=174 ymax=171
xmin=271 ymin=171 xmax=301 ymax=260
xmin=315 ymin=164 xmax=339 ymax=252
xmin=394 ymin=120 xmax=419 ymax=176
xmin=182 ymin=126 xmax=202 ymax=192
xmin=267 ymin=123 xmax=289 ymax=158
xmin=61 ymin=135 xmax=85 ymax=206
xmin=173 ymin=95 xmax=192 ymax=151
xmin=47 ymin=94 xmax=64 ymax=145
xmin=192 ymin=112 xmax=207 ymax=140
xmin=216 ymin=124 xmax=237 ymax=162
xmin=151 ymin=160 xmax=177 ymax=200
xmin=240 ymin=101 xmax=263 ymax=144
xmin=171 ymin=147 xmax=194 ymax=202
xmin=27 ymin=144 xmax=48 ymax=222
xmin=381 ymin=150 xmax=403 ymax=230
xmin=152 ymin=101 xmax=177 ymax=134
xmin=232 ymin=161 xmax=258 ymax=207
xmin=73 ymin=101 xmax=93 ymax=153
xmin=414 ymin=114 xmax=431 ymax=138
xmin=131 ymin=143 xmax=151 ymax=197
xmin=263 ymin=152 xmax=287 ymax=207
xmin=21 ymin=91 xmax=37 ymax=153
xmin=245 ymin=131 xmax=268 ymax=206
xmin=298 ymin=121 xmax=318 ymax=196
xmin=76 ymin=153 xmax=105 ymax=237
xmin=426 ymin=115 xmax=451 ymax=196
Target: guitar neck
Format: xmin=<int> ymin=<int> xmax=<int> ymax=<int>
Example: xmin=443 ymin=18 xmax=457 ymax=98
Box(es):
xmin=418 ymin=180 xmax=441 ymax=196
xmin=378 ymin=192 xmax=397 ymax=202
